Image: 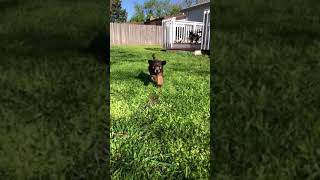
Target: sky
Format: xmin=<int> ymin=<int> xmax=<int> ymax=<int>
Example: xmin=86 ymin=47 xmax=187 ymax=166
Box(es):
xmin=122 ymin=0 xmax=182 ymax=21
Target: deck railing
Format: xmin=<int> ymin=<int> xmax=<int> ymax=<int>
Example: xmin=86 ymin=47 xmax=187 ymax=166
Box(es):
xmin=175 ymin=21 xmax=203 ymax=44
xmin=162 ymin=12 xmax=210 ymax=50
xmin=162 ymin=18 xmax=203 ymax=49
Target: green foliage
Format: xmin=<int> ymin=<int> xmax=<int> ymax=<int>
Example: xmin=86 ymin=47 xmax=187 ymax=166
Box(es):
xmin=144 ymin=0 xmax=163 ymax=19
xmin=111 ymin=0 xmax=127 ymax=22
xmin=130 ymin=0 xmax=182 ymax=22
xmin=0 ymin=0 xmax=107 ymax=178
xmin=130 ymin=3 xmax=145 ymax=22
xmin=212 ymin=0 xmax=320 ymax=179
xmin=110 ymin=46 xmax=210 ymax=179
xmin=165 ymin=3 xmax=181 ymax=16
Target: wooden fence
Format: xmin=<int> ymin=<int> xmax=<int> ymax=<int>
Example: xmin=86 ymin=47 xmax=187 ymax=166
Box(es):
xmin=110 ymin=23 xmax=163 ymax=45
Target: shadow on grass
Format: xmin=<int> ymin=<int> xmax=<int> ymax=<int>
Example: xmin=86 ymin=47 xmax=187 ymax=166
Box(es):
xmin=136 ymin=71 xmax=151 ymax=86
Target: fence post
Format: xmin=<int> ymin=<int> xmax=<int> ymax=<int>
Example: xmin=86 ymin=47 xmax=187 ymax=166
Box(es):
xmin=172 ymin=17 xmax=176 ymax=48
xmin=162 ymin=20 xmax=164 ymax=48
xmin=200 ymin=9 xmax=210 ymax=50
xmin=206 ymin=10 xmax=210 ymax=50
xmin=201 ymin=10 xmax=206 ymax=50
xmin=192 ymin=21 xmax=196 ymax=33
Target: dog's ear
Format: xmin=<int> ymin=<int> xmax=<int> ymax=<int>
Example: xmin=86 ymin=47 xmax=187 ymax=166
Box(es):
xmin=148 ymin=60 xmax=152 ymax=64
xmin=162 ymin=61 xmax=166 ymax=65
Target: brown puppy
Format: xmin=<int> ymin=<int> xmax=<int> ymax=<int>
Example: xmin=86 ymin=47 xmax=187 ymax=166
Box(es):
xmin=148 ymin=54 xmax=166 ymax=87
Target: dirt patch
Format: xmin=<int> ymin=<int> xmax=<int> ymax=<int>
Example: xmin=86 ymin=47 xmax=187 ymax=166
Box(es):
xmin=145 ymin=94 xmax=160 ymax=108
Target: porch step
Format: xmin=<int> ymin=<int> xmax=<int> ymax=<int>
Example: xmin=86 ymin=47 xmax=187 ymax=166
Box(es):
xmin=194 ymin=50 xmax=202 ymax=55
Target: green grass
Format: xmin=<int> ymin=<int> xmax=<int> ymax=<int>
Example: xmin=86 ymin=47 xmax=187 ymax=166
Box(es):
xmin=0 ymin=0 xmax=107 ymax=178
xmin=212 ymin=0 xmax=320 ymax=179
xmin=110 ymin=46 xmax=210 ymax=179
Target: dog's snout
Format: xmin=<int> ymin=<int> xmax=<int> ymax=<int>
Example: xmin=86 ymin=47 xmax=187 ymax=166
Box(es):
xmin=154 ymin=66 xmax=161 ymax=73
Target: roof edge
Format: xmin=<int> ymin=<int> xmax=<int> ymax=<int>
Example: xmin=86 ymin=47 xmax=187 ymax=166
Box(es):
xmin=181 ymin=1 xmax=210 ymax=11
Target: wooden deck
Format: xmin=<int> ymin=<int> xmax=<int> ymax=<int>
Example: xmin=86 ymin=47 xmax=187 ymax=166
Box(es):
xmin=166 ymin=43 xmax=201 ymax=51
xmin=164 ymin=43 xmax=210 ymax=55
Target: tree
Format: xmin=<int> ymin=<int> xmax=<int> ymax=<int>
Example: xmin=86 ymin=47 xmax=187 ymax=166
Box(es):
xmin=144 ymin=0 xmax=163 ymax=19
xmin=165 ymin=3 xmax=181 ymax=16
xmin=130 ymin=3 xmax=145 ymax=22
xmin=130 ymin=0 xmax=182 ymax=22
xmin=110 ymin=0 xmax=128 ymax=22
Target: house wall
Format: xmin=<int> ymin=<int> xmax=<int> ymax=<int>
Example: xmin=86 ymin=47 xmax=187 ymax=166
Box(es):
xmin=182 ymin=3 xmax=210 ymax=22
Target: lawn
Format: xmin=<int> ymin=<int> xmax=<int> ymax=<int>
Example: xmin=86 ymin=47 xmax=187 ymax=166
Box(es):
xmin=0 ymin=0 xmax=107 ymax=178
xmin=110 ymin=46 xmax=210 ymax=179
xmin=212 ymin=0 xmax=320 ymax=179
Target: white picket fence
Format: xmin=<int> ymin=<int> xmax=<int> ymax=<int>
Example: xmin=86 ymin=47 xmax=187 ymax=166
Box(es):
xmin=162 ymin=9 xmax=210 ymax=50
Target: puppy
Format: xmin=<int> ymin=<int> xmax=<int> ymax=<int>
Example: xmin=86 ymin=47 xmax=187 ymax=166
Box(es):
xmin=189 ymin=31 xmax=195 ymax=43
xmin=189 ymin=31 xmax=201 ymax=44
xmin=148 ymin=54 xmax=166 ymax=87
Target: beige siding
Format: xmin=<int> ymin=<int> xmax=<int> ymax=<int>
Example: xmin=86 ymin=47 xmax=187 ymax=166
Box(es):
xmin=110 ymin=23 xmax=163 ymax=45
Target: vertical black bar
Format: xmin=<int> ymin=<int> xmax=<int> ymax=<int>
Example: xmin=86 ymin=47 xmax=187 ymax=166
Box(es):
xmin=210 ymin=1 xmax=215 ymax=179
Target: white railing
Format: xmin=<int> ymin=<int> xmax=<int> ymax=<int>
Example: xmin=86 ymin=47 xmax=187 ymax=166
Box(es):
xmin=162 ymin=18 xmax=174 ymax=48
xmin=162 ymin=18 xmax=204 ymax=49
xmin=175 ymin=20 xmax=203 ymax=44
xmin=201 ymin=9 xmax=210 ymax=50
